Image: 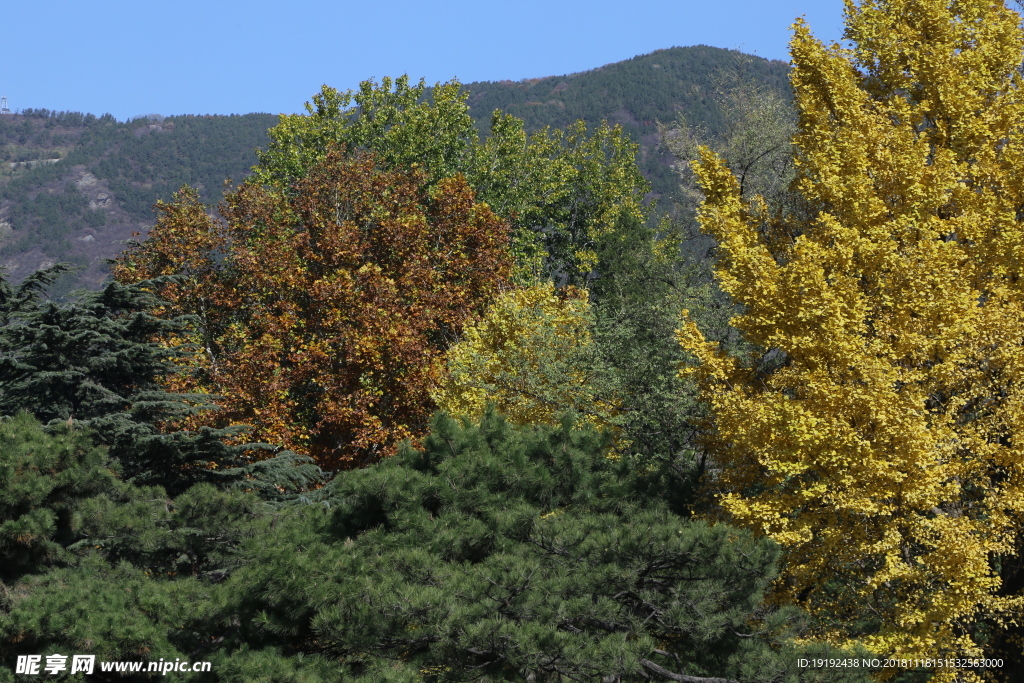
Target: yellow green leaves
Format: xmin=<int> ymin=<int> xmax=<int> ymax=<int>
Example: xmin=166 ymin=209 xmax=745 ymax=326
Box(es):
xmin=679 ymin=0 xmax=1024 ymax=674
xmin=254 ymin=77 xmax=478 ymax=191
xmin=252 ymin=77 xmax=648 ymax=286
xmin=433 ymin=282 xmax=618 ymax=433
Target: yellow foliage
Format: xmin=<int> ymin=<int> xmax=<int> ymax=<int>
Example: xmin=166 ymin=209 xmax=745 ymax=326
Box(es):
xmin=679 ymin=0 xmax=1024 ymax=675
xmin=433 ymin=283 xmax=618 ymax=433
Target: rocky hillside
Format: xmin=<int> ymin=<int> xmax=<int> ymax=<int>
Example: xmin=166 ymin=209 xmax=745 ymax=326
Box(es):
xmin=0 ymin=112 xmax=277 ymax=295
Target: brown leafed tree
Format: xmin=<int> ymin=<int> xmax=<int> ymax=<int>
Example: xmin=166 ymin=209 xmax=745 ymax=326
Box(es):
xmin=114 ymin=151 xmax=511 ymax=470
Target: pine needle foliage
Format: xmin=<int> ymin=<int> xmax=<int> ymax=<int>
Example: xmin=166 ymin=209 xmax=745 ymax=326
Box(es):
xmin=0 ymin=410 xmax=875 ymax=682
xmin=0 ymin=411 xmax=119 ymax=583
xmin=0 ymin=266 xmax=321 ymax=495
xmin=0 ymin=413 xmax=277 ymax=674
xmin=208 ymin=409 xmax=872 ymax=682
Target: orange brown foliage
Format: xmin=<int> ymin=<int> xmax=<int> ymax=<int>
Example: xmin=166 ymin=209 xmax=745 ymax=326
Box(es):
xmin=114 ymin=151 xmax=511 ymax=470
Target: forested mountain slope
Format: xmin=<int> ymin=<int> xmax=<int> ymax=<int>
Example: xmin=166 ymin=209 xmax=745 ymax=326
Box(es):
xmin=0 ymin=46 xmax=788 ymax=295
xmin=0 ymin=112 xmax=277 ymax=294
xmin=461 ymin=45 xmax=791 ymax=202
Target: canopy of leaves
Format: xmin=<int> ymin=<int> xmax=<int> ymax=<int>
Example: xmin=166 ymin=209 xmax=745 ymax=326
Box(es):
xmin=253 ymin=76 xmax=648 ymax=284
xmin=0 ymin=412 xmax=273 ymax=674
xmin=432 ymin=282 xmax=618 ymax=433
xmin=114 ymin=151 xmax=511 ymax=470
xmin=679 ymin=0 xmax=1024 ymax=675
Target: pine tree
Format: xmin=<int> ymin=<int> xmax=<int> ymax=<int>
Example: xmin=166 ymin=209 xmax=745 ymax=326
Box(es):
xmin=0 ymin=412 xmax=276 ymax=674
xmin=209 ymin=409 xmax=873 ymax=682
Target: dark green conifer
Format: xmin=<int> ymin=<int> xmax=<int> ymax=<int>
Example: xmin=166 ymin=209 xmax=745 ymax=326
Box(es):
xmin=208 ymin=409 xmax=872 ymax=682
xmin=0 ymin=265 xmax=321 ymax=495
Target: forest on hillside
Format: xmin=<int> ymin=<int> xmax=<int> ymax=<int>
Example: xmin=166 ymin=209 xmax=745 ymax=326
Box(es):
xmin=4 ymin=0 xmax=1024 ymax=681
xmin=0 ymin=46 xmax=788 ymax=297
xmin=0 ymin=112 xmax=278 ymax=294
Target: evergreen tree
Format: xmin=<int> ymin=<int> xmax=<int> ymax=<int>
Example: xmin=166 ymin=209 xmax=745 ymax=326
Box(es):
xmin=207 ymin=409 xmax=872 ymax=682
xmin=0 ymin=413 xmax=272 ymax=677
xmin=0 ymin=265 xmax=320 ymax=494
xmin=0 ymin=411 xmax=122 ymax=583
xmin=0 ymin=408 xmax=874 ymax=682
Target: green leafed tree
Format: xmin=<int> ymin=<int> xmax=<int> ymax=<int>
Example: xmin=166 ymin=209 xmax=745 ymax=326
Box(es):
xmin=252 ymin=76 xmax=648 ymax=284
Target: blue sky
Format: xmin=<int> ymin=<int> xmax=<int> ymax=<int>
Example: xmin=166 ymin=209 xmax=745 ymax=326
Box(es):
xmin=1 ymin=0 xmax=845 ymax=122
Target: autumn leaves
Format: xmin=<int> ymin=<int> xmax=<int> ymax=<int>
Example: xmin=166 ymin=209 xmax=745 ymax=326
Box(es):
xmin=681 ymin=0 xmax=1024 ymax=676
xmin=114 ymin=155 xmax=510 ymax=469
xmin=107 ymin=0 xmax=1024 ymax=675
xmin=112 ymin=77 xmax=646 ymax=469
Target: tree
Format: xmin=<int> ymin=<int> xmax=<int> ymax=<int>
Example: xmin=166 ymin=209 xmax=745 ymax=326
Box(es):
xmin=114 ymin=151 xmax=511 ymax=469
xmin=0 ymin=412 xmax=277 ymax=677
xmin=206 ymin=409 xmax=873 ymax=683
xmin=588 ymin=210 xmax=732 ymax=498
xmin=660 ymin=73 xmax=797 ymax=229
xmin=678 ymin=0 xmax=1024 ymax=675
xmin=0 ymin=265 xmax=301 ymax=494
xmin=0 ymin=409 xmax=872 ymax=683
xmin=434 ymin=208 xmax=735 ymax=491
xmin=0 ymin=411 xmax=121 ymax=584
xmin=253 ymin=77 xmax=649 ymax=284
xmin=431 ymin=282 xmax=618 ymax=432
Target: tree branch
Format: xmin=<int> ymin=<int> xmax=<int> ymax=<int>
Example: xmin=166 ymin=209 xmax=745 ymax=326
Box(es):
xmin=638 ymin=658 xmax=738 ymax=683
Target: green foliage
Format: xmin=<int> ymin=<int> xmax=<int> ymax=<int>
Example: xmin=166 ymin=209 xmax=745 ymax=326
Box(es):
xmin=0 ymin=412 xmax=281 ymax=676
xmin=254 ymin=76 xmax=478 ymax=191
xmin=1 ymin=556 xmax=206 ymax=674
xmin=252 ymin=77 xmax=647 ymax=284
xmin=587 ymin=212 xmax=727 ymax=493
xmin=209 ymin=410 xmax=873 ymax=682
xmin=478 ymin=115 xmax=649 ymax=283
xmin=459 ymin=46 xmax=792 ymax=204
xmin=0 ymin=412 xmax=121 ymax=583
xmin=0 ymin=408 xmax=875 ymax=682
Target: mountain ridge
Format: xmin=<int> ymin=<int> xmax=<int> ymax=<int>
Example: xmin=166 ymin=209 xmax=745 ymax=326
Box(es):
xmin=0 ymin=45 xmax=790 ymax=295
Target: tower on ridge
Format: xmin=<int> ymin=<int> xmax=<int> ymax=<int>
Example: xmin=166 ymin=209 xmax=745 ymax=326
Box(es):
xmin=0 ymin=96 xmax=10 ymax=115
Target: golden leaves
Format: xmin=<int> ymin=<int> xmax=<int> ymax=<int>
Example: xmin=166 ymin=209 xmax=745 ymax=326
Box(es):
xmin=432 ymin=282 xmax=618 ymax=433
xmin=679 ymin=0 xmax=1024 ymax=671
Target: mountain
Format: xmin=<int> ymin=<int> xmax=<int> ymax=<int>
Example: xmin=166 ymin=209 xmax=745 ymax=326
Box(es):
xmin=0 ymin=46 xmax=790 ymax=295
xmin=460 ymin=45 xmax=791 ymax=202
xmin=0 ymin=112 xmax=277 ymax=295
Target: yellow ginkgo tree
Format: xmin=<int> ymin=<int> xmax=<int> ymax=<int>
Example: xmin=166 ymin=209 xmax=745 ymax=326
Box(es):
xmin=678 ymin=0 xmax=1024 ymax=674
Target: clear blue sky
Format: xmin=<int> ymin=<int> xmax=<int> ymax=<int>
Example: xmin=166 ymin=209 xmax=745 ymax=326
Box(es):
xmin=1 ymin=0 xmax=845 ymax=122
